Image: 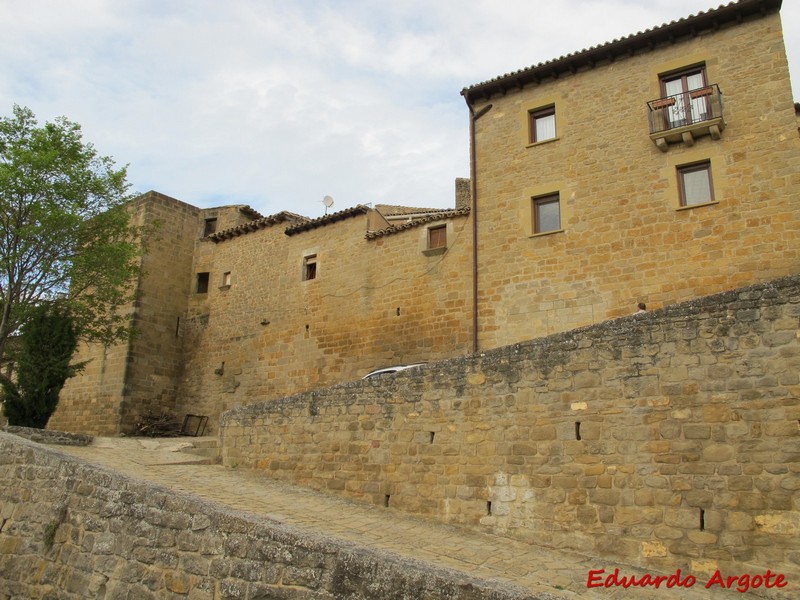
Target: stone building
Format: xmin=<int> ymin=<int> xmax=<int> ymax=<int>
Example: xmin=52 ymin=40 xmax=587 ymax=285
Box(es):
xmin=462 ymin=0 xmax=799 ymax=351
xmin=50 ymin=0 xmax=799 ymax=435
xmin=51 ymin=190 xmax=473 ymax=434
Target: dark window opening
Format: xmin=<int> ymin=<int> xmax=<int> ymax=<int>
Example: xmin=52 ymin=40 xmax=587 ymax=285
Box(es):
xmin=303 ymin=255 xmax=317 ymax=281
xmin=196 ymin=272 xmax=210 ymax=294
xmin=203 ymin=218 xmax=217 ymax=236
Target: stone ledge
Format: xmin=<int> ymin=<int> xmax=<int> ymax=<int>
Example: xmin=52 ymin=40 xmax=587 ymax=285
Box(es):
xmin=4 ymin=425 xmax=93 ymax=446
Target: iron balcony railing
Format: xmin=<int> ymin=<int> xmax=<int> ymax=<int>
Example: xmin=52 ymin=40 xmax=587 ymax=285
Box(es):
xmin=647 ymin=83 xmax=723 ymax=135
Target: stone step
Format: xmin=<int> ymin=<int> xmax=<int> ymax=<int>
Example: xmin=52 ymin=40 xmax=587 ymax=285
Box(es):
xmin=176 ymin=436 xmax=220 ymax=464
xmin=182 ymin=436 xmax=218 ymax=448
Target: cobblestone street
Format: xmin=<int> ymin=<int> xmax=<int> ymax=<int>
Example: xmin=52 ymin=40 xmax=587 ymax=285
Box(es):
xmin=57 ymin=437 xmax=750 ymax=599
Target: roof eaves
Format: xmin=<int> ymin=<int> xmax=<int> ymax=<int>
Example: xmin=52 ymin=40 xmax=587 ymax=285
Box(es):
xmin=284 ymin=205 xmax=371 ymax=236
xmin=374 ymin=204 xmax=451 ymax=217
xmin=238 ymin=205 xmax=265 ymax=220
xmin=365 ymin=207 xmax=471 ymax=240
xmin=208 ymin=211 xmax=307 ymax=243
xmin=461 ymin=0 xmax=782 ymax=103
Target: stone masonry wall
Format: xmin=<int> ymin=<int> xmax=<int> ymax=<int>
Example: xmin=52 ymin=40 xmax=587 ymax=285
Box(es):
xmin=51 ymin=192 xmax=201 ymax=435
xmin=472 ymin=9 xmax=800 ymax=350
xmin=176 ymin=210 xmax=473 ymax=433
xmin=0 ymin=433 xmax=538 ymax=600
xmin=220 ymin=274 xmax=800 ymax=581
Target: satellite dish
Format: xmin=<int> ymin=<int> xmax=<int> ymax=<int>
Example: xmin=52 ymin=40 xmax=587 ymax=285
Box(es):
xmin=322 ymin=195 xmax=334 ymax=214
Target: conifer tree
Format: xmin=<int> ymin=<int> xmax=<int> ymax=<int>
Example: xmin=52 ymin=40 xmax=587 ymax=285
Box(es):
xmin=1 ymin=304 xmax=84 ymax=428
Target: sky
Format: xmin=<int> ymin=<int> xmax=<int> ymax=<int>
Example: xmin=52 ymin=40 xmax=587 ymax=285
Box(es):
xmin=1 ymin=1 xmax=797 ymax=219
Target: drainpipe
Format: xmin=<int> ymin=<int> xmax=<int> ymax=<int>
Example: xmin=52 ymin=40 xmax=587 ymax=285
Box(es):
xmin=462 ymin=93 xmax=492 ymax=354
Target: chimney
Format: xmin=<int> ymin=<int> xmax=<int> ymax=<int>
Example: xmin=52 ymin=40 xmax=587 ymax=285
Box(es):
xmin=455 ymin=178 xmax=471 ymax=210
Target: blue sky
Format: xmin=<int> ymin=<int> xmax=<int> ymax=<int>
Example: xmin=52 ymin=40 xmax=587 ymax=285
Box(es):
xmin=1 ymin=0 xmax=797 ymax=218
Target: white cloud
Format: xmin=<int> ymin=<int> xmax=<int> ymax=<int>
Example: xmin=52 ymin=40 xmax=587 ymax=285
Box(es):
xmin=1 ymin=0 xmax=797 ymax=217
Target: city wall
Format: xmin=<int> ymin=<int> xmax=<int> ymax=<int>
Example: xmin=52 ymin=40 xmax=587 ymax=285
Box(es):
xmin=220 ymin=274 xmax=800 ymax=580
xmin=0 ymin=433 xmax=538 ymax=600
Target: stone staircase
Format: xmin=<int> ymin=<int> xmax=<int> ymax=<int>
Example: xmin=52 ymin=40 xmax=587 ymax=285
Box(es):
xmin=173 ymin=436 xmax=220 ymax=464
xmin=84 ymin=436 xmax=222 ymax=465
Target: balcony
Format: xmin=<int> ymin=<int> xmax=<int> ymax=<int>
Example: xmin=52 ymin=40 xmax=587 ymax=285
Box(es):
xmin=647 ymin=84 xmax=724 ymax=151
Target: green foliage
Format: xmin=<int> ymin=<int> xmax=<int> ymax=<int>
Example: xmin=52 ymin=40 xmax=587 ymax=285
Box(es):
xmin=43 ymin=502 xmax=68 ymax=551
xmin=1 ymin=304 xmax=85 ymax=428
xmin=43 ymin=520 xmax=59 ymax=550
xmin=0 ymin=105 xmax=143 ymax=361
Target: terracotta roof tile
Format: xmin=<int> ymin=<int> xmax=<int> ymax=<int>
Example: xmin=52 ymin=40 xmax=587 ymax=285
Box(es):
xmin=462 ymin=0 xmax=781 ymax=102
xmin=374 ymin=204 xmax=451 ymax=217
xmin=366 ymin=207 xmax=470 ymax=239
xmin=208 ymin=211 xmax=307 ymax=243
xmin=284 ymin=205 xmax=371 ymax=236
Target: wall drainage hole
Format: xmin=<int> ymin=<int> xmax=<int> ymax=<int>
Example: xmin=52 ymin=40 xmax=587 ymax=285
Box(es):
xmin=429 ymin=431 xmax=435 ymax=443
xmin=384 ymin=495 xmax=390 ymax=508
xmin=487 ymin=501 xmax=492 ymax=516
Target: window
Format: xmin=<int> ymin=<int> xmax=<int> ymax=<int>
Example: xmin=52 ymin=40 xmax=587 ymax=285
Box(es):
xmin=533 ymin=193 xmax=561 ymax=234
xmin=221 ymin=272 xmax=231 ymax=287
xmin=428 ymin=225 xmax=447 ymax=249
xmin=196 ymin=272 xmax=210 ymax=294
xmin=529 ymin=106 xmax=556 ymax=143
xmin=677 ymin=161 xmax=714 ymax=206
xmin=203 ymin=218 xmax=217 ymax=236
xmin=303 ymin=255 xmax=317 ymax=281
xmin=660 ymin=66 xmax=708 ymax=128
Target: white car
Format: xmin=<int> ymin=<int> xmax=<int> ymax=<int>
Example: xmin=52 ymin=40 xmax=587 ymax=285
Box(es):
xmin=362 ymin=363 xmax=426 ymax=379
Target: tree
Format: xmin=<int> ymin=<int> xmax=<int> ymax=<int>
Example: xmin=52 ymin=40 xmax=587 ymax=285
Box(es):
xmin=0 ymin=105 xmax=143 ymax=364
xmin=1 ymin=304 xmax=84 ymax=427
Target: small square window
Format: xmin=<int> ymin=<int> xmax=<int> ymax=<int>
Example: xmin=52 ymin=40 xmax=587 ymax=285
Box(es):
xmin=533 ymin=193 xmax=561 ymax=234
xmin=196 ymin=272 xmax=210 ymax=294
xmin=203 ymin=218 xmax=217 ymax=236
xmin=428 ymin=225 xmax=447 ymax=249
xmin=529 ymin=106 xmax=556 ymax=143
xmin=303 ymin=255 xmax=317 ymax=281
xmin=678 ymin=161 xmax=714 ymax=206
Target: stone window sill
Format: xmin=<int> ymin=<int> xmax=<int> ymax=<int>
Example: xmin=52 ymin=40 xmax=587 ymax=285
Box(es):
xmin=530 ymin=229 xmax=564 ymax=238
